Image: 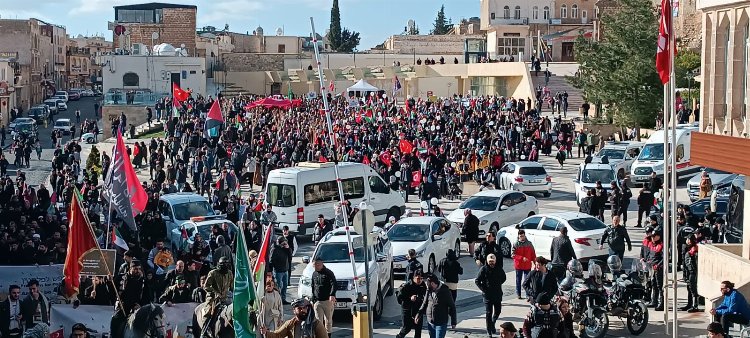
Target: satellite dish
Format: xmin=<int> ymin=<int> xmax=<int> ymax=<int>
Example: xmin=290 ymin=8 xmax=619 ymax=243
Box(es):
xmin=276 ymin=27 xmax=283 ymax=36
xmin=151 ymin=32 xmax=159 ymax=40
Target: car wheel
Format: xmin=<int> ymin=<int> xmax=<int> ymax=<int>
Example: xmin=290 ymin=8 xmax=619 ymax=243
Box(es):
xmin=500 ymin=238 xmax=512 ymax=258
xmin=543 ymin=192 xmax=551 ymax=198
xmin=86 ymin=137 xmax=94 ymax=144
xmin=373 ymin=287 xmax=384 ymax=320
xmin=386 ymin=263 xmax=394 ymax=296
xmin=454 ymin=240 xmax=461 ymax=258
xmin=428 ymin=255 xmax=437 ymax=273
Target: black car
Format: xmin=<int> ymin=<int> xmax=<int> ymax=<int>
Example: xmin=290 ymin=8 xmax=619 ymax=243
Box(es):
xmin=688 ymin=197 xmax=728 ymax=221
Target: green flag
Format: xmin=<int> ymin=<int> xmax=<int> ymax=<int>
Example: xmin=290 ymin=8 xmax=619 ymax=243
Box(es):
xmin=233 ymin=228 xmax=256 ymax=338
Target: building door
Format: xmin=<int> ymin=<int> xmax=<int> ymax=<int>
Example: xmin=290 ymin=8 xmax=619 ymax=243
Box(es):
xmin=171 ymin=73 xmax=181 ymax=90
xmin=270 ymin=82 xmax=281 ymax=95
xmin=561 ymin=42 xmax=575 ymax=62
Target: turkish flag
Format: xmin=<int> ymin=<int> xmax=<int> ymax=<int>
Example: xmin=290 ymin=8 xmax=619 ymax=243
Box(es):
xmin=378 ymin=151 xmax=392 ymax=167
xmin=50 ymin=328 xmax=64 ymax=338
xmin=172 ymin=83 xmax=189 ymax=102
xmin=63 ymin=192 xmax=97 ymax=298
xmin=399 ymin=139 xmax=414 ymax=154
xmin=656 ymin=0 xmax=671 ymax=84
xmin=362 ymin=155 xmax=370 ymax=165
xmin=411 ymin=171 xmax=422 ymax=188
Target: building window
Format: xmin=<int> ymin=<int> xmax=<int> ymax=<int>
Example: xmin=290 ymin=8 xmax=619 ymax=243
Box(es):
xmin=571 ymin=5 xmax=578 ymax=18
xmin=122 ymin=72 xmax=139 ymax=87
xmin=532 ymin=6 xmax=539 ymax=20
xmin=595 ymin=7 xmax=599 ymax=19
xmin=725 ymin=24 xmax=730 ymax=112
xmin=491 ymin=12 xmax=496 ymax=20
xmin=560 ymin=5 xmax=568 ymax=18
xmin=742 ymin=23 xmax=749 ymax=121
xmin=497 ymin=37 xmax=526 ymax=57
xmin=582 ymin=10 xmax=588 ymax=20
xmin=503 ymin=6 xmax=510 ymax=19
xmin=514 ymin=6 xmax=521 ymax=19
xmin=278 ymin=44 xmax=286 ymax=53
xmin=543 ymin=6 xmax=550 ymax=20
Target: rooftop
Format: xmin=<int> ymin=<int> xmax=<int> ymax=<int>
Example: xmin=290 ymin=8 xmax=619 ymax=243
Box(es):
xmin=114 ymin=2 xmax=197 ymax=10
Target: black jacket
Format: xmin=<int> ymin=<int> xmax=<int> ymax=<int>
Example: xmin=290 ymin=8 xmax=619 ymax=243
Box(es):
xmin=311 ymin=266 xmax=337 ymax=302
xmin=419 ymin=283 xmax=457 ymax=326
xmin=550 ymin=235 xmax=577 ymax=266
xmin=637 ymin=190 xmax=654 ymax=209
xmin=579 ymin=196 xmax=592 ymax=215
xmin=158 ymin=286 xmax=193 ymax=304
xmin=523 ymin=270 xmax=558 ymax=300
xmin=601 ymin=225 xmax=632 ymax=252
xmin=437 ymin=250 xmax=463 ymax=283
xmin=474 ymin=241 xmax=502 ymax=266
xmin=475 ymin=264 xmax=506 ymax=302
xmin=406 ymin=258 xmax=424 ymax=280
xmin=397 ymin=280 xmax=427 ymax=313
xmin=462 ymin=214 xmax=480 ymax=242
xmin=0 ymin=298 xmax=20 ymax=338
xmin=270 ymin=244 xmax=291 ymax=273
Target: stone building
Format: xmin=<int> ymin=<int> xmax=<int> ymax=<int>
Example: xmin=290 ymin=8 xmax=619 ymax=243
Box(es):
xmin=69 ymin=35 xmax=113 ymax=90
xmin=111 ymin=3 xmax=197 ymax=55
xmin=693 ymin=0 xmax=750 ymax=312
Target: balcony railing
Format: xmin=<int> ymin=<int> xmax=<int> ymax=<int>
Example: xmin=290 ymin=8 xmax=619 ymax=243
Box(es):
xmin=104 ymin=91 xmax=167 ymax=106
xmin=490 ymin=17 xmax=530 ymax=25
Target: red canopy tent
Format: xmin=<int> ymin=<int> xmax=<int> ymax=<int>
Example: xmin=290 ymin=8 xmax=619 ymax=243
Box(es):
xmin=244 ymin=97 xmax=293 ymax=109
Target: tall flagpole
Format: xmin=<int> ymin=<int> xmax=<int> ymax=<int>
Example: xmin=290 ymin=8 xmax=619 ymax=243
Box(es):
xmin=309 ymin=18 xmax=361 ymax=302
xmin=662 ymin=78 xmax=671 ymax=334
xmin=668 ymin=0 xmax=679 ymax=335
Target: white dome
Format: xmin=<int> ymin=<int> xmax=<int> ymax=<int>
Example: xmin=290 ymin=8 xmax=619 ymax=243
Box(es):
xmin=256 ymin=26 xmax=264 ymax=36
xmin=153 ymin=43 xmax=176 ymax=56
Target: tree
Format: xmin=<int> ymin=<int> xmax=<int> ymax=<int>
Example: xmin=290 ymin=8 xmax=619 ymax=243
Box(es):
xmin=570 ymin=0 xmax=662 ymax=129
xmin=326 ymin=0 xmax=361 ymax=52
xmin=431 ymin=5 xmax=451 ymax=35
xmin=674 ymin=50 xmax=701 ymax=88
xmin=328 ymin=0 xmax=342 ymax=50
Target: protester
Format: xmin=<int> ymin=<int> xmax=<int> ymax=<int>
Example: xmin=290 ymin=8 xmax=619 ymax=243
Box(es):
xmin=396 ymin=271 xmax=427 ymax=338
xmin=260 ymin=279 xmax=283 ymax=331
xmin=311 ymin=258 xmax=337 ymax=336
xmin=417 ymin=274 xmax=457 ymax=338
xmin=511 ymin=230 xmax=536 ymax=299
xmin=475 ymin=254 xmax=506 ymax=336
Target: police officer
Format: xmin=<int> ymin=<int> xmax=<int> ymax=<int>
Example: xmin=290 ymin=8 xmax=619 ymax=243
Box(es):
xmin=396 ymin=271 xmax=427 ymax=338
xmin=475 ymin=254 xmax=506 ymax=336
xmin=522 ymin=293 xmax=561 ymax=338
xmin=648 ymin=228 xmax=665 ymax=311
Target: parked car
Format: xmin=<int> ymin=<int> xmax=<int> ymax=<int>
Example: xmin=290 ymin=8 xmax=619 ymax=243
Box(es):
xmin=299 ymin=228 xmax=393 ymax=320
xmin=67 ymin=91 xmax=81 ymax=101
xmin=687 ymin=168 xmax=737 ymax=202
xmin=447 ymin=190 xmax=538 ymax=237
xmin=496 ymin=212 xmax=609 ymax=260
xmin=43 ymin=99 xmax=59 ymax=115
xmin=167 ymin=215 xmax=235 ymax=258
xmin=54 ymin=91 xmax=69 ymax=102
xmin=158 ymin=193 xmax=217 ymax=237
xmin=388 ymin=216 xmax=461 ymax=278
xmin=53 ymin=118 xmax=74 ymax=134
xmin=10 ymin=121 xmax=37 ymax=139
xmin=28 ymin=105 xmax=49 ymax=122
xmin=80 ymin=131 xmax=99 ymax=144
xmin=9 ymin=117 xmax=36 ymax=131
xmin=594 ymin=141 xmax=644 ymax=179
xmin=497 ymin=161 xmax=553 ymax=197
xmin=54 ymin=99 xmax=67 ymax=111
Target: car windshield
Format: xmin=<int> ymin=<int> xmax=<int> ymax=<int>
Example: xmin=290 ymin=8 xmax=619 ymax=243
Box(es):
xmin=172 ymin=201 xmax=214 ymax=220
xmin=388 ymin=223 xmax=430 ymax=242
xmin=566 ymin=217 xmax=607 ymax=231
xmin=458 ymin=196 xmax=500 ymax=211
xmin=581 ymin=169 xmax=615 ymax=183
xmin=597 ymin=149 xmax=626 ymax=159
xmin=55 ymin=121 xmax=69 ymax=126
xmin=29 ymin=108 xmax=44 ymax=115
xmin=314 ymin=242 xmax=366 ymax=263
xmin=519 ymin=167 xmax=547 ymax=175
xmin=638 ymin=144 xmax=664 ymax=161
xmin=16 ymin=124 xmax=34 ymax=132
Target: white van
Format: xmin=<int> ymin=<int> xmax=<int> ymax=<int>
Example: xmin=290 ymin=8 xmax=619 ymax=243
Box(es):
xmin=630 ymin=124 xmax=700 ymax=186
xmin=264 ymin=162 xmax=406 ymax=235
xmin=574 ymin=162 xmax=617 ymax=206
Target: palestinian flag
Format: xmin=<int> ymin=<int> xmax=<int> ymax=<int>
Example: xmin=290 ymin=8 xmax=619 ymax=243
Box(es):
xmin=172 ymin=99 xmax=181 ymax=118
xmin=111 ymin=227 xmax=129 ymax=251
xmin=253 ymin=223 xmax=274 ymax=283
xmin=205 ymin=100 xmax=224 ymax=138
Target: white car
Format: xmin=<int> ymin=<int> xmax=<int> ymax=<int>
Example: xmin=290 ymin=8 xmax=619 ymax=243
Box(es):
xmin=573 ymin=162 xmax=617 ymax=206
xmin=43 ymin=99 xmax=59 ymax=114
xmin=388 ymin=216 xmax=461 ymax=278
xmin=299 ymin=228 xmax=393 ymax=320
xmin=167 ymin=215 xmax=235 ymax=262
xmin=498 ymin=161 xmax=553 ymax=197
xmin=54 ymin=91 xmax=69 ymax=102
xmin=446 ymin=190 xmax=539 ymax=237
xmin=54 ymin=99 xmax=67 ymax=111
xmin=80 ymin=132 xmax=98 ymax=144
xmin=594 ymin=141 xmax=644 ymax=179
xmin=53 ymin=119 xmax=74 ymax=134
xmin=496 ymin=212 xmax=609 ymax=260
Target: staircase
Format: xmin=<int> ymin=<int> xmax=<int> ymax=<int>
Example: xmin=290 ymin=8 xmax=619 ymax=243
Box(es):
xmin=530 ymin=72 xmax=586 ymax=118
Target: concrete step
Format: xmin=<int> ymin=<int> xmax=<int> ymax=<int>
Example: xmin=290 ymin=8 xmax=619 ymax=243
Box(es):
xmin=530 ymin=74 xmax=586 ymax=115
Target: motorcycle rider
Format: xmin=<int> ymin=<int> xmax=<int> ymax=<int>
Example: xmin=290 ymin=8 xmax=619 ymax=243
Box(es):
xmin=396 ymin=271 xmax=427 ymax=338
xmin=261 ymin=298 xmax=328 ymax=338
xmin=522 ymin=292 xmax=561 ymax=338
xmin=647 ymin=228 xmax=665 ymax=311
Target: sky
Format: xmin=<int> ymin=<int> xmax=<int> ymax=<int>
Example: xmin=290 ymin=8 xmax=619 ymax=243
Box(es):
xmin=0 ymin=0 xmax=480 ymax=49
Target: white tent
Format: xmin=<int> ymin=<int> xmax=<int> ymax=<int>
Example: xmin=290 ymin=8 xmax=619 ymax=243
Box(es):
xmin=347 ymin=79 xmax=380 ymax=98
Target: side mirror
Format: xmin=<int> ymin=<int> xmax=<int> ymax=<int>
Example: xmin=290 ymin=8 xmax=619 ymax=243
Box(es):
xmin=500 ymin=205 xmax=509 ymax=211
xmin=432 ymin=234 xmax=443 ymax=241
xmin=515 ymin=224 xmax=521 ymax=229
xmin=302 ymin=256 xmax=311 ymax=264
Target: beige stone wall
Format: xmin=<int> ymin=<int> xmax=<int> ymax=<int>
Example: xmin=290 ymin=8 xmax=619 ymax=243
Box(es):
xmin=222 ymin=53 xmax=286 ymax=72
xmin=384 ymin=35 xmax=484 ymax=54
xmin=101 ymin=105 xmax=150 ymax=140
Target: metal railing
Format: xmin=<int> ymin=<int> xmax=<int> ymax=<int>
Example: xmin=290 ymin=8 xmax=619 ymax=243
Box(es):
xmin=104 ymin=92 xmax=167 ymax=106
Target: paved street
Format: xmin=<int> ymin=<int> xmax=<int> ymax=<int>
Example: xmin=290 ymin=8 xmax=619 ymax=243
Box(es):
xmin=7 ymin=96 xmax=101 ymax=187
xmin=80 ymin=131 xmax=712 ymax=338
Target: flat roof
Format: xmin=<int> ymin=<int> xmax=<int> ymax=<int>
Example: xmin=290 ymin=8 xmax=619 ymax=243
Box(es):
xmin=114 ymin=2 xmax=197 ymax=10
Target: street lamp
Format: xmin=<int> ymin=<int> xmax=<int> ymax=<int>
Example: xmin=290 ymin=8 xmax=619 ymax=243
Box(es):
xmin=353 ymin=48 xmax=357 ymax=68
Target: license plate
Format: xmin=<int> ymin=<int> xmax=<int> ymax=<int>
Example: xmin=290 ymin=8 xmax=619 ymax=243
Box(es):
xmin=530 ymin=180 xmax=542 ymax=183
xmin=335 ymin=302 xmax=349 ymax=309
xmin=394 ymin=262 xmax=404 ymax=269
xmin=635 ymin=175 xmax=648 ymax=181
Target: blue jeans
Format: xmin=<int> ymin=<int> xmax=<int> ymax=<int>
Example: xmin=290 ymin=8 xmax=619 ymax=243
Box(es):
xmin=515 ymin=269 xmax=530 ymax=297
xmin=274 ymin=271 xmax=288 ymax=302
xmin=427 ymin=323 xmax=448 ymax=338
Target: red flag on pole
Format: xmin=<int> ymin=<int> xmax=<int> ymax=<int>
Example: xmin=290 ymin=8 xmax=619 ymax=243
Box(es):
xmin=63 ymin=192 xmax=97 ymax=298
xmin=399 ymin=139 xmax=414 ymax=154
xmin=172 ymin=83 xmax=189 ymax=102
xmin=656 ymin=0 xmax=672 ymax=84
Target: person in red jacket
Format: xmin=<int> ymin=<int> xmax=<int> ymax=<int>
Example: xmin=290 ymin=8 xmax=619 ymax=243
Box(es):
xmin=511 ymin=230 xmax=536 ymax=299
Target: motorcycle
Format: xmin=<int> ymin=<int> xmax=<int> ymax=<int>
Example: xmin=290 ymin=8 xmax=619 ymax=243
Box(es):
xmin=601 ymin=260 xmax=650 ymax=335
xmin=559 ymin=270 xmax=610 ymax=338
